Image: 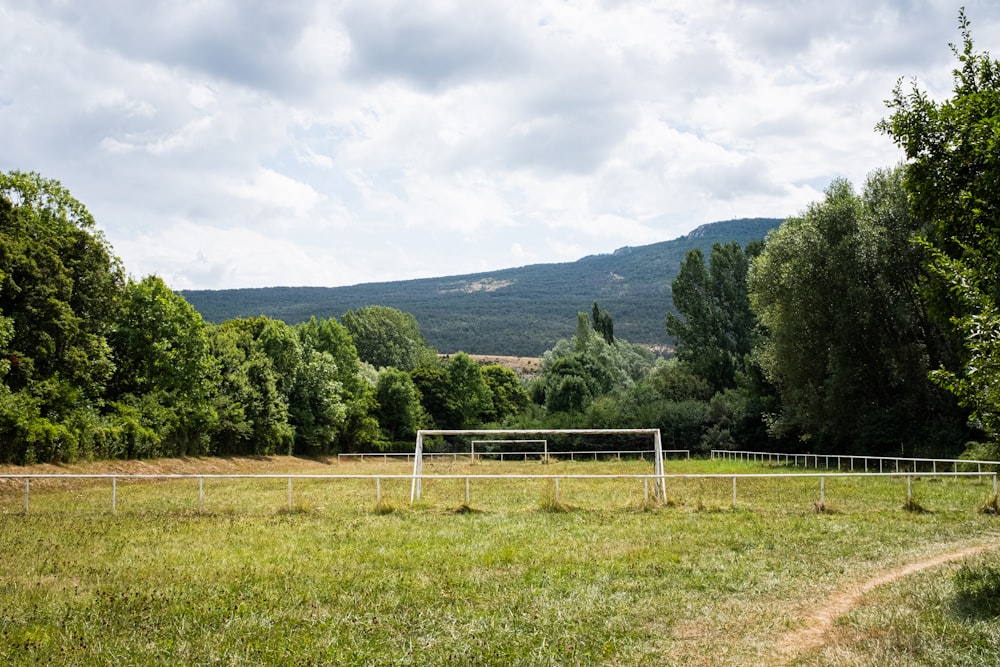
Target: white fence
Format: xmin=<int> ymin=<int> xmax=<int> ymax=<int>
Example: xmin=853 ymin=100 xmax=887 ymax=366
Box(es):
xmin=712 ymin=449 xmax=1000 ymax=474
xmin=337 ymin=449 xmax=690 ymax=463
xmin=2 ymin=469 xmax=996 ymax=514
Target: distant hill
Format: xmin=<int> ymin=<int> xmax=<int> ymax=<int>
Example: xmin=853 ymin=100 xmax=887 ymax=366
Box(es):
xmin=181 ymin=217 xmax=782 ymax=357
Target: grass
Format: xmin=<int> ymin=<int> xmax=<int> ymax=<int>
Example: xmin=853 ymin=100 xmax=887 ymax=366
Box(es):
xmin=0 ymin=456 xmax=998 ymax=665
xmin=796 ymin=551 xmax=1000 ymax=666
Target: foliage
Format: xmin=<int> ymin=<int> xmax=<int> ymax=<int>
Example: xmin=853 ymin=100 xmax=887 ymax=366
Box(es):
xmin=0 ymin=171 xmax=123 ymax=403
xmin=481 ymin=364 xmax=530 ymax=423
xmin=0 ymin=171 xmax=125 ymax=462
xmin=749 ymin=170 xmax=967 ymax=454
xmin=109 ymin=275 xmax=217 ymax=456
xmin=591 ymin=301 xmax=614 ymax=344
xmin=410 ymin=353 xmax=497 ymax=430
xmin=539 ymin=310 xmax=654 ymax=414
xmin=879 ymin=12 xmax=1000 ymax=449
xmin=878 ymin=11 xmax=1000 ymax=288
xmin=924 ymin=246 xmax=1000 ymax=444
xmin=375 ymin=366 xmax=428 ymax=442
xmin=446 ymin=352 xmax=493 ymax=428
xmin=667 ymin=241 xmax=760 ymax=392
xmin=341 ymin=305 xmax=436 ymax=371
xmin=206 ymin=317 xmax=295 ymax=456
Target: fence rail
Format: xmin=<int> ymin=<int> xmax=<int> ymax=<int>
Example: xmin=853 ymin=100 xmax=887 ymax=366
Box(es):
xmin=711 ymin=450 xmax=1000 ymax=474
xmin=2 ymin=470 xmax=995 ymax=514
xmin=337 ymin=449 xmax=690 ymax=463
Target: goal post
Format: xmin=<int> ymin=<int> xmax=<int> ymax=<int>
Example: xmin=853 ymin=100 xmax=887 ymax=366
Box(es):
xmin=410 ymin=429 xmax=665 ymax=502
xmin=470 ymin=439 xmax=548 ymax=462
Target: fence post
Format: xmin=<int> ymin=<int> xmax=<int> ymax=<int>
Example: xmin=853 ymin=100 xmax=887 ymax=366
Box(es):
xmin=465 ymin=477 xmax=470 ymax=505
xmin=820 ymin=476 xmax=825 ymax=506
xmin=555 ymin=478 xmax=560 ymax=503
xmin=907 ymin=475 xmax=913 ymax=503
xmin=732 ymin=476 xmax=737 ymax=509
xmin=376 ymin=478 xmax=382 ymax=504
xmin=644 ymin=478 xmax=649 ymax=509
xmin=24 ymin=479 xmax=29 ymax=514
xmin=112 ymin=476 xmax=117 ymax=513
xmin=287 ymin=477 xmax=293 ymax=510
xmin=199 ymin=476 xmax=204 ymax=511
xmin=993 ymin=473 xmax=997 ymax=499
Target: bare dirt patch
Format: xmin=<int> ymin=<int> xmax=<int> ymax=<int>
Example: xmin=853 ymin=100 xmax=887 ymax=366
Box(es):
xmin=464 ymin=354 xmax=543 ymax=378
xmin=773 ymin=539 xmax=1000 ymax=665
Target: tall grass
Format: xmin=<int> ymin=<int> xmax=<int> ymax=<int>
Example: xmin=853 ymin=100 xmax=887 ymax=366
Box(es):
xmin=0 ymin=457 xmax=997 ymax=665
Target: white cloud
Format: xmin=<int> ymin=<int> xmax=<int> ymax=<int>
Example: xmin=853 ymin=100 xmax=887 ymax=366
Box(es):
xmin=3 ymin=1 xmax=1000 ymax=289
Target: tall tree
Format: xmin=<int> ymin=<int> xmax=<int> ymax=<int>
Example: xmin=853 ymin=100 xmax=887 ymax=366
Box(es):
xmin=878 ymin=12 xmax=1000 ymax=446
xmin=0 ymin=171 xmax=125 ymax=462
xmin=296 ymin=316 xmax=381 ymax=450
xmin=109 ymin=275 xmax=217 ymax=456
xmin=375 ymin=367 xmax=427 ymax=442
xmin=667 ymin=241 xmax=760 ymax=392
xmin=749 ymin=170 xmax=966 ymax=454
xmin=0 ymin=171 xmax=124 ymax=403
xmin=481 ymin=365 xmax=530 ymax=423
xmin=341 ymin=305 xmax=435 ymax=371
xmin=446 ymin=352 xmax=493 ymax=429
xmin=591 ymin=302 xmax=614 ymax=344
xmin=207 ymin=317 xmax=295 ymax=456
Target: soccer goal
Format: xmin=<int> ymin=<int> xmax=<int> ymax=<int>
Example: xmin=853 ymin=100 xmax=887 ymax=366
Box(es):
xmin=410 ymin=429 xmax=666 ymax=502
xmin=469 ymin=439 xmax=548 ymax=462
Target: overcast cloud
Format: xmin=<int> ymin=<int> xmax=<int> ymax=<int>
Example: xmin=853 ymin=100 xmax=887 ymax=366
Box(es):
xmin=2 ymin=1 xmax=999 ymax=290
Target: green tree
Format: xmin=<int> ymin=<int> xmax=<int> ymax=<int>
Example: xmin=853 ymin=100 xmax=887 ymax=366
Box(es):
xmin=0 ymin=171 xmax=123 ymax=404
xmin=0 ymin=171 xmax=125 ymax=462
xmin=878 ymin=12 xmax=1000 ymax=447
xmin=375 ymin=367 xmax=427 ymax=442
xmin=109 ymin=275 xmax=217 ymax=456
xmin=591 ymin=301 xmax=614 ymax=344
xmin=749 ymin=171 xmax=965 ymax=454
xmin=207 ymin=317 xmax=295 ymax=455
xmin=539 ymin=309 xmax=654 ymax=416
xmin=410 ymin=363 xmax=457 ymax=428
xmin=666 ymin=241 xmax=760 ymax=392
xmin=446 ymin=352 xmax=493 ymax=428
xmin=481 ymin=365 xmax=530 ymax=423
xmin=341 ymin=305 xmax=435 ymax=371
xmin=296 ymin=316 xmax=381 ymax=451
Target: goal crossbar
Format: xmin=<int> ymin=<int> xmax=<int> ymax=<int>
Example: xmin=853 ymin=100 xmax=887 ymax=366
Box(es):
xmin=411 ymin=429 xmax=665 ymax=502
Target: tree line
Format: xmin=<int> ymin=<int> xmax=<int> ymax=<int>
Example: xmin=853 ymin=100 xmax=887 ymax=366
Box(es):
xmin=3 ymin=15 xmax=1000 ymax=463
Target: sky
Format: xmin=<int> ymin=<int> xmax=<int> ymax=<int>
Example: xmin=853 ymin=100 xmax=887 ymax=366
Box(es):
xmin=3 ymin=1 xmax=1000 ymax=291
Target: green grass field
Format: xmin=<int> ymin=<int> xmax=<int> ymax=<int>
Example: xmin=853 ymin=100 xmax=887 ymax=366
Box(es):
xmin=1 ymin=456 xmax=998 ymax=666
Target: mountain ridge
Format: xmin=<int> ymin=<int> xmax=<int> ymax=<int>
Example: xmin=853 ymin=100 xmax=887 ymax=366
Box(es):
xmin=181 ymin=217 xmax=782 ymax=356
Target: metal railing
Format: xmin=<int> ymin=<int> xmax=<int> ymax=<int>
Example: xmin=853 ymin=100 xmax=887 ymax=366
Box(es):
xmin=2 ymin=469 xmax=995 ymax=514
xmin=338 ymin=449 xmax=690 ymax=462
xmin=711 ymin=450 xmax=1000 ymax=474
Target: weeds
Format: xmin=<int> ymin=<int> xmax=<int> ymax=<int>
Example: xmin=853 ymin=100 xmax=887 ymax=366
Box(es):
xmin=954 ymin=562 xmax=1000 ymax=618
xmin=813 ymin=501 xmax=837 ymax=514
xmin=980 ymin=493 xmax=1000 ymax=514
xmin=903 ymin=497 xmax=930 ymax=513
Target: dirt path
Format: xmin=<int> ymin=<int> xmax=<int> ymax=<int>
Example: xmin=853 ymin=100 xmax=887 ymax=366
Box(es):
xmin=773 ymin=539 xmax=1000 ymax=665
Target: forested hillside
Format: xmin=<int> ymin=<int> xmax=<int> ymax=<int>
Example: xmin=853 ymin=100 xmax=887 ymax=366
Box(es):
xmin=182 ymin=217 xmax=781 ymax=356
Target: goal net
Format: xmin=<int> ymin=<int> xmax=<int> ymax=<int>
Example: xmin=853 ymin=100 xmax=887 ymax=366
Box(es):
xmin=469 ymin=439 xmax=548 ymax=462
xmin=411 ymin=429 xmax=665 ymax=502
